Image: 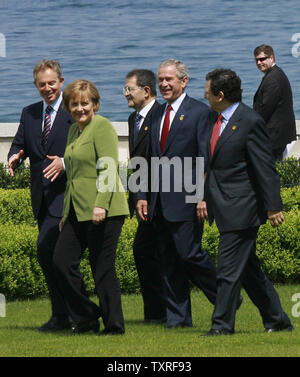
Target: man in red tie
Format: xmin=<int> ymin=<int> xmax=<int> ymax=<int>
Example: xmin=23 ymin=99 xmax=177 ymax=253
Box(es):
xmin=137 ymin=59 xmax=218 ymax=329
xmin=199 ymin=68 xmax=293 ymax=336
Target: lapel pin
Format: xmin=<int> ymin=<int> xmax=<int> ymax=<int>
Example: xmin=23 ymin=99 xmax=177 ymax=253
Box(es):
xmin=144 ymin=126 xmax=148 ymax=131
xmin=232 ymin=125 xmax=237 ymax=130
xmin=179 ymin=115 xmax=184 ymax=121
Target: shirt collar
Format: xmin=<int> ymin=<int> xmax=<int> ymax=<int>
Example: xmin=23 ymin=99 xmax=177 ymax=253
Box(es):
xmin=138 ymin=99 xmax=156 ymax=119
xmin=166 ymin=92 xmax=186 ymax=112
xmin=43 ymin=91 xmax=63 ymax=113
xmin=221 ymin=102 xmax=240 ymax=122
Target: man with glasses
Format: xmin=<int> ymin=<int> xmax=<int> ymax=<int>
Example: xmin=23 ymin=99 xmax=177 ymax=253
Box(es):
xmin=123 ymin=69 xmax=166 ymax=323
xmin=253 ymin=44 xmax=296 ymax=161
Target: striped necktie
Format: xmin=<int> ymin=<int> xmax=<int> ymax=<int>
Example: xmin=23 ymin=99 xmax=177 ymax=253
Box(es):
xmin=133 ymin=113 xmax=143 ymax=143
xmin=42 ymin=105 xmax=52 ymax=149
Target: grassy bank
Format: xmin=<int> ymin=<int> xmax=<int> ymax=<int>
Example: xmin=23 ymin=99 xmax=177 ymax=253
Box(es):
xmin=0 ymin=285 xmax=299 ymax=357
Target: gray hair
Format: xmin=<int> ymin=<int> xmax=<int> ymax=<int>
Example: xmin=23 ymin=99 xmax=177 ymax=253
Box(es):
xmin=159 ymin=58 xmax=189 ymax=80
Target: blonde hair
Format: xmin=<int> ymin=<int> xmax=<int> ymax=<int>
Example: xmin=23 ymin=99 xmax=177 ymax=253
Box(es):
xmin=63 ymin=79 xmax=100 ymax=113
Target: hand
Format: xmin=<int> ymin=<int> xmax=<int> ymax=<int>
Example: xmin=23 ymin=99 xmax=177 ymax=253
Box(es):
xmin=93 ymin=207 xmax=106 ymax=224
xmin=267 ymin=210 xmax=284 ymax=227
xmin=8 ymin=149 xmax=24 ymax=177
xmin=136 ymin=200 xmax=148 ymax=221
xmin=59 ymin=219 xmax=64 ymax=232
xmin=197 ymin=201 xmax=208 ymax=221
xmin=43 ymin=155 xmax=63 ymax=182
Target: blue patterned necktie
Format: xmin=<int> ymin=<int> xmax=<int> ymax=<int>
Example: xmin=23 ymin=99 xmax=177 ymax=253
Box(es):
xmin=42 ymin=105 xmax=52 ymax=149
xmin=133 ymin=113 xmax=143 ymax=143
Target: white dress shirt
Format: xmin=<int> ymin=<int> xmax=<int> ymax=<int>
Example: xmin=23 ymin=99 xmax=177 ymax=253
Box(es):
xmin=159 ymin=92 xmax=186 ymax=139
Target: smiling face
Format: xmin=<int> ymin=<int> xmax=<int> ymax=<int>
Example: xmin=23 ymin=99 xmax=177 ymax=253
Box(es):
xmin=158 ymin=64 xmax=188 ymax=104
xmin=68 ymin=92 xmax=96 ymax=129
xmin=34 ymin=68 xmax=64 ymax=105
xmin=255 ymin=52 xmax=275 ymax=73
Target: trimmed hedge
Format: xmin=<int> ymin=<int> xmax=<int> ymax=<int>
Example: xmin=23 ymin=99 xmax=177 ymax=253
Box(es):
xmin=0 ymin=187 xmax=299 ymax=300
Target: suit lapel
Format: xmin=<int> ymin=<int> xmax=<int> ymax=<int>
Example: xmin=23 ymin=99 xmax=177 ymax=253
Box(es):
xmin=30 ymin=102 xmax=45 ymax=154
xmin=153 ymin=104 xmax=165 ymax=156
xmin=131 ymin=101 xmax=159 ymax=155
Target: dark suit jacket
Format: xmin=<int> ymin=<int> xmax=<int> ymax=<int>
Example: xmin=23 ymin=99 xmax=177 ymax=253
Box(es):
xmin=205 ymin=102 xmax=282 ymax=233
xmin=8 ymin=100 xmax=73 ymax=219
xmin=128 ymin=100 xmax=160 ymax=217
xmin=139 ymin=95 xmax=210 ymax=222
xmin=253 ymin=65 xmax=296 ymax=149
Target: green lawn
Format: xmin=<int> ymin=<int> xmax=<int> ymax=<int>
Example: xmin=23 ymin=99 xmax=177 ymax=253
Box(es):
xmin=0 ymin=285 xmax=299 ymax=357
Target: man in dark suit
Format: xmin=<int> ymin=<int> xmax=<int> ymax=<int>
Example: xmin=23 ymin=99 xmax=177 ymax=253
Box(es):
xmin=124 ymin=69 xmax=165 ymax=323
xmin=199 ymin=68 xmax=293 ymax=336
xmin=137 ymin=59 xmax=217 ymax=328
xmin=253 ymin=44 xmax=296 ymax=161
xmin=8 ymin=60 xmax=73 ymax=331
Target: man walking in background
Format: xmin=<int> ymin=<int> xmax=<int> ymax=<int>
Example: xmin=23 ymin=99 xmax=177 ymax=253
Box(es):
xmin=253 ymin=44 xmax=296 ymax=160
xmin=124 ymin=69 xmax=165 ymax=323
xmin=8 ymin=60 xmax=73 ymax=332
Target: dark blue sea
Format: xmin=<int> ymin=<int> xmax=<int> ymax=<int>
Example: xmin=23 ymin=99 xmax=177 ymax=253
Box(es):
xmin=1 ymin=0 xmax=300 ymax=122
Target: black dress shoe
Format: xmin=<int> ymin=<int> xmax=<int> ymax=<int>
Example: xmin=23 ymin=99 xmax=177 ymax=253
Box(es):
xmin=201 ymin=328 xmax=234 ymax=337
xmin=71 ymin=320 xmax=99 ymax=334
xmin=98 ymin=328 xmax=125 ymax=336
xmin=38 ymin=316 xmax=71 ymax=332
xmin=265 ymin=324 xmax=294 ymax=333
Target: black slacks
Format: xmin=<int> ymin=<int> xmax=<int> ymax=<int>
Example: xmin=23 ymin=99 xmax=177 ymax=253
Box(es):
xmin=37 ymin=202 xmax=68 ymax=318
xmin=212 ymin=226 xmax=292 ymax=332
xmin=133 ymin=220 xmax=166 ymax=321
xmin=153 ymin=203 xmax=217 ymax=327
xmin=53 ymin=204 xmax=125 ymax=331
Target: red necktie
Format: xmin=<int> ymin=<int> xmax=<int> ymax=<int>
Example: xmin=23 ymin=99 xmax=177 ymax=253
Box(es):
xmin=160 ymin=105 xmax=172 ymax=152
xmin=210 ymin=114 xmax=223 ymax=156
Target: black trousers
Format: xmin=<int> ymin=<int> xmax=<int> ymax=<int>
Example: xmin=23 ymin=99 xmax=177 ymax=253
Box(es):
xmin=53 ymin=204 xmax=125 ymax=331
xmin=212 ymin=226 xmax=292 ymax=332
xmin=37 ymin=202 xmax=68 ymax=318
xmin=133 ymin=220 xmax=166 ymax=320
xmin=153 ymin=203 xmax=217 ymax=327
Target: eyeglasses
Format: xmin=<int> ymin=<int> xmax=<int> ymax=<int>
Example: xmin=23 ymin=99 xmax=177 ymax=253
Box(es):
xmin=255 ymin=56 xmax=269 ymax=63
xmin=122 ymin=86 xmax=143 ymax=95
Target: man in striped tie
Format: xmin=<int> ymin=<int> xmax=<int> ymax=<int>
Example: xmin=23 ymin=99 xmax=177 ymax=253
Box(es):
xmin=8 ymin=60 xmax=73 ymax=332
xmin=124 ymin=69 xmax=166 ymax=323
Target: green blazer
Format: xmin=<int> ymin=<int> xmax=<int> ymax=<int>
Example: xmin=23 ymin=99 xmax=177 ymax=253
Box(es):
xmin=63 ymin=114 xmax=129 ymax=222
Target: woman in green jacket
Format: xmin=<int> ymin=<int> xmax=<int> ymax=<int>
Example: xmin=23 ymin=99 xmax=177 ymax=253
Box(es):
xmin=53 ymin=79 xmax=129 ymax=335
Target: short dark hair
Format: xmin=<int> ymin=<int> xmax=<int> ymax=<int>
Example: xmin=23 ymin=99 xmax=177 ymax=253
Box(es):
xmin=206 ymin=68 xmax=242 ymax=103
xmin=126 ymin=69 xmax=157 ymax=96
xmin=254 ymin=44 xmax=275 ymax=58
xmin=33 ymin=59 xmax=63 ymax=82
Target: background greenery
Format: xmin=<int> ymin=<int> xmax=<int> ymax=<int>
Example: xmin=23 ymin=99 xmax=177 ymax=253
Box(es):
xmin=0 ymin=184 xmax=299 ymax=300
